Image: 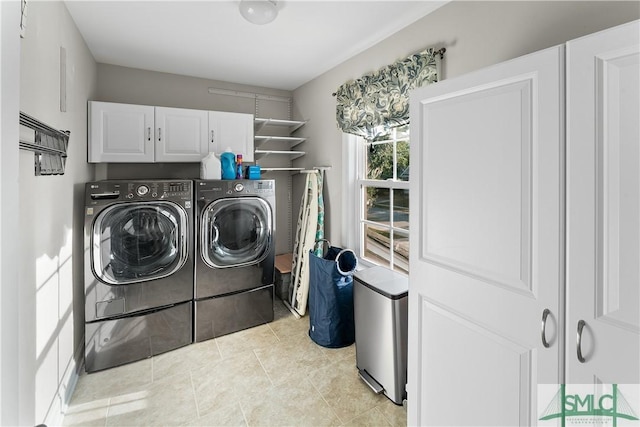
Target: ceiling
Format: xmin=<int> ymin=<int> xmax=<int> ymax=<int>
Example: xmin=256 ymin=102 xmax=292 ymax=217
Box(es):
xmin=64 ymin=1 xmax=447 ymax=91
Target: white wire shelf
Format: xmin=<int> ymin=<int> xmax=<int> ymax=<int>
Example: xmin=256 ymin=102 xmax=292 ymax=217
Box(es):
xmin=254 ymin=118 xmax=306 ymax=133
xmin=255 ymin=150 xmax=305 ymax=160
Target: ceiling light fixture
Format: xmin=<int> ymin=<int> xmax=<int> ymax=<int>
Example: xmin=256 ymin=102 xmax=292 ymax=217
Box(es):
xmin=239 ymin=0 xmax=278 ymax=25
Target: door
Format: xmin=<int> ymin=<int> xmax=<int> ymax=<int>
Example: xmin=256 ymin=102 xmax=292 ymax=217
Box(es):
xmin=88 ymin=101 xmax=154 ymax=163
xmin=408 ymin=46 xmax=564 ymax=426
xmin=566 ymin=20 xmax=640 ymax=385
xmin=155 ymin=106 xmax=209 ymax=162
xmin=209 ymin=111 xmax=254 ymax=162
xmin=200 ymin=197 xmax=272 ymax=268
xmin=92 ymin=201 xmax=189 ymax=285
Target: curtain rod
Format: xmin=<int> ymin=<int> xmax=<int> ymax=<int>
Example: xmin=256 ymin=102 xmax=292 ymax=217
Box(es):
xmin=331 ymin=47 xmax=446 ymax=97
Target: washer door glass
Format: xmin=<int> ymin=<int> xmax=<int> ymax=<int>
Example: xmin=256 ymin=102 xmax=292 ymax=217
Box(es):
xmin=202 ymin=197 xmax=272 ymax=268
xmin=92 ymin=201 xmax=188 ymax=284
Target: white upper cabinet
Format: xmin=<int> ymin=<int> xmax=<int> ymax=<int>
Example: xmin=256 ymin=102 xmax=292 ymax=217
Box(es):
xmin=155 ymin=106 xmax=208 ymax=162
xmin=208 ymin=111 xmax=254 ymax=162
xmin=209 ymin=111 xmax=254 ymax=162
xmin=89 ymin=102 xmax=253 ymax=163
xmin=89 ymin=101 xmax=155 ymax=163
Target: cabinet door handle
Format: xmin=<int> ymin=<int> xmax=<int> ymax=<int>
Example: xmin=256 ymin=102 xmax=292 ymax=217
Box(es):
xmin=211 ymin=130 xmax=215 ymax=143
xmin=577 ymin=320 xmax=586 ymax=363
xmin=541 ymin=308 xmax=551 ymax=348
xmin=147 ymin=127 xmax=151 ymax=141
xmin=158 ymin=128 xmax=162 ymax=142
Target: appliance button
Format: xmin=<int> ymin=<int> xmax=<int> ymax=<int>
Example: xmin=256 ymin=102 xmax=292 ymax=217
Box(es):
xmin=136 ymin=185 xmax=150 ymax=196
xmin=151 ymin=192 xmax=157 ymax=197
xmin=127 ymin=193 xmax=134 ymax=199
xmin=234 ymin=183 xmax=244 ymax=192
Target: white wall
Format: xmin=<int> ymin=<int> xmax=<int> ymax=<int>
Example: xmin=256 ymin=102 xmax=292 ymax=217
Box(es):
xmin=18 ymin=1 xmax=97 ymax=425
xmin=292 ymin=1 xmax=640 ymax=248
xmin=1 ymin=2 xmax=22 ymax=425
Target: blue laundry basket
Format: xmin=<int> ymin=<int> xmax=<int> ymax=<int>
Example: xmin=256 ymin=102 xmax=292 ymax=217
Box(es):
xmin=308 ymin=241 xmax=358 ymax=348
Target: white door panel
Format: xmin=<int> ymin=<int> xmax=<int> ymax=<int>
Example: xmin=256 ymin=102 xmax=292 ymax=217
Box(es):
xmin=409 ymin=46 xmax=564 ymax=426
xmin=88 ymin=101 xmax=154 ymax=163
xmin=566 ymin=20 xmax=640 ymax=384
xmin=155 ymin=107 xmax=208 ymax=162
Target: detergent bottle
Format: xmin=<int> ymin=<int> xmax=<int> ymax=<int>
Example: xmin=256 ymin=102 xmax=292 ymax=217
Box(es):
xmin=220 ymin=148 xmax=236 ymax=180
xmin=200 ymin=151 xmax=221 ymax=180
xmin=236 ymin=154 xmax=243 ymax=179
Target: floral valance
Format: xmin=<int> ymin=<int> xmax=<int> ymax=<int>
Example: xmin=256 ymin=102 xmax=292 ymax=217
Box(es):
xmin=335 ymin=48 xmax=440 ymax=140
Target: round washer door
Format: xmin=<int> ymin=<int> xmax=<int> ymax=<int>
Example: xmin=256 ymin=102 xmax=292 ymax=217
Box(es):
xmin=201 ymin=197 xmax=272 ymax=268
xmin=92 ymin=201 xmax=189 ymax=284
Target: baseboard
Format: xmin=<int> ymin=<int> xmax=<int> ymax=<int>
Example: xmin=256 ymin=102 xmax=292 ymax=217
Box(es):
xmin=43 ymin=347 xmax=83 ymax=427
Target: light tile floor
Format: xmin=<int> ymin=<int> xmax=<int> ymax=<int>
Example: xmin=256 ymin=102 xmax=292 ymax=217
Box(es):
xmin=63 ymin=300 xmax=406 ymax=427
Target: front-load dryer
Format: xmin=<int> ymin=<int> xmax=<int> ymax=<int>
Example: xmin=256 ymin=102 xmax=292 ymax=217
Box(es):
xmin=194 ymin=179 xmax=275 ymax=342
xmin=84 ymin=180 xmax=194 ymax=372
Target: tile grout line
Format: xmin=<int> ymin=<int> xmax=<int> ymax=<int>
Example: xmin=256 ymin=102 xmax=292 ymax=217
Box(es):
xmin=374 ymin=405 xmax=395 ymax=427
xmin=306 ymin=374 xmax=345 ymax=425
xmin=213 ymin=336 xmax=224 ymax=359
xmin=189 ymin=369 xmax=202 ymax=419
xmin=103 ymin=397 xmax=111 ymax=427
xmin=253 ymin=348 xmax=276 ymax=387
xmin=238 ymin=400 xmax=251 ymax=427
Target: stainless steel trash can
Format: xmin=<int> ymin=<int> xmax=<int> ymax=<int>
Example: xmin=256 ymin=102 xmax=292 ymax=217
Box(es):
xmin=354 ymin=266 xmax=408 ymax=405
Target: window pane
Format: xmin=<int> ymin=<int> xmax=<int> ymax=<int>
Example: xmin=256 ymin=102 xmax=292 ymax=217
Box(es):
xmin=396 ymin=140 xmax=410 ymax=181
xmin=366 ymin=142 xmax=393 ymax=180
xmin=363 ymin=223 xmax=391 ymax=268
xmin=392 ymin=230 xmax=409 ymax=274
xmin=393 ymin=189 xmax=409 ymax=230
xmin=365 ymin=187 xmax=390 ymax=223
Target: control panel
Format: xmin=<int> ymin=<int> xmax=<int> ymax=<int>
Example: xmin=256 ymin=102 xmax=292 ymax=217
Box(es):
xmin=87 ymin=180 xmax=192 ymax=203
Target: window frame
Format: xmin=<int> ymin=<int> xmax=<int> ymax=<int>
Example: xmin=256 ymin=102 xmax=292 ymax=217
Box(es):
xmin=342 ymin=127 xmax=410 ymax=274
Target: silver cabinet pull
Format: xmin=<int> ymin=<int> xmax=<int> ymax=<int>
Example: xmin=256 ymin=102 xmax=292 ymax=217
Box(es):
xmin=577 ymin=320 xmax=586 ymax=363
xmin=147 ymin=127 xmax=151 ymax=141
xmin=211 ymin=130 xmax=215 ymax=143
xmin=541 ymin=308 xmax=551 ymax=348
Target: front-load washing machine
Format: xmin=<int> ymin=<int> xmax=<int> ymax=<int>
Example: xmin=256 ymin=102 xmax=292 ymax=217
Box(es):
xmin=194 ymin=179 xmax=275 ymax=342
xmin=84 ymin=180 xmax=194 ymax=372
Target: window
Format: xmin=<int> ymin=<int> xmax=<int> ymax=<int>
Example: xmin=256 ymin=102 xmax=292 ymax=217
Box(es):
xmin=357 ymin=125 xmax=410 ymax=274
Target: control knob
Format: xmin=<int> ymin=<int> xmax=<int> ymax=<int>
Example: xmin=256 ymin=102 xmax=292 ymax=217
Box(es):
xmin=136 ymin=185 xmax=150 ymax=196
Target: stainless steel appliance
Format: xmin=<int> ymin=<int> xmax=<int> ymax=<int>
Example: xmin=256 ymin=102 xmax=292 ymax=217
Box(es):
xmin=353 ymin=266 xmax=408 ymax=405
xmin=84 ymin=180 xmax=194 ymax=372
xmin=194 ymin=179 xmax=275 ymax=342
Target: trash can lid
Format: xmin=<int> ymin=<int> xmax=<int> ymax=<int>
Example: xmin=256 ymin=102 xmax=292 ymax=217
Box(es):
xmin=354 ymin=266 xmax=408 ymax=299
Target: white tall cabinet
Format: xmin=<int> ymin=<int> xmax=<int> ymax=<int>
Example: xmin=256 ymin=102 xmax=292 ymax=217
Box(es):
xmin=408 ymin=20 xmax=639 ymax=426
xmin=566 ymin=21 xmax=640 ymax=385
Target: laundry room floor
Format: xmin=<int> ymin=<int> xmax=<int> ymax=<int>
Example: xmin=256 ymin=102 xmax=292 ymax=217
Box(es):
xmin=62 ymin=301 xmax=406 ymax=427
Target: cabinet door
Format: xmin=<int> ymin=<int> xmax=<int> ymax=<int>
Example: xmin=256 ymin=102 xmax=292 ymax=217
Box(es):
xmin=88 ymin=101 xmax=154 ymax=163
xmin=408 ymin=46 xmax=564 ymax=426
xmin=566 ymin=20 xmax=640 ymax=385
xmin=208 ymin=111 xmax=254 ymax=162
xmin=155 ymin=107 xmax=208 ymax=162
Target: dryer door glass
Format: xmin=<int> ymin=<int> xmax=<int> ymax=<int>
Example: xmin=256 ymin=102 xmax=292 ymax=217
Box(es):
xmin=92 ymin=201 xmax=189 ymax=284
xmin=202 ymin=197 xmax=272 ymax=268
